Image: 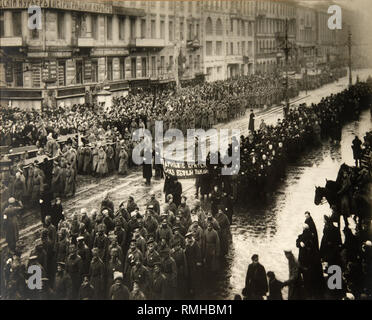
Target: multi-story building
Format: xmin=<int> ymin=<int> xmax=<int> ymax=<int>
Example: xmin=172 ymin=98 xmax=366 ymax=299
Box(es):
xmin=0 ymin=0 xmax=203 ymax=109
xmin=202 ymin=0 xmax=255 ymax=82
xmin=0 ymin=0 xmax=355 ymax=109
xmin=296 ymin=5 xmax=317 ymax=71
xmin=255 ymin=0 xmax=297 ymax=74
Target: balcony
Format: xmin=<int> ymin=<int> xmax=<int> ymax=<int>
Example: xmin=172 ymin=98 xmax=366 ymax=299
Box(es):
xmin=0 ymin=37 xmax=23 ymax=46
xmin=77 ymin=37 xmax=95 ymax=47
xmin=129 ymin=38 xmax=166 ymax=48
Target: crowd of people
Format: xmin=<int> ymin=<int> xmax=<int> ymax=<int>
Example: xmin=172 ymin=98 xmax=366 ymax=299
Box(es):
xmin=1 ymin=69 xmax=370 ymax=301
xmin=195 ymin=80 xmax=372 ymax=202
xmin=2 ymin=186 xmax=233 ymax=300
xmin=240 ymin=129 xmax=372 ymax=300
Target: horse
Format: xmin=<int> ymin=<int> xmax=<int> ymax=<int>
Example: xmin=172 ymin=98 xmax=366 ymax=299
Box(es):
xmin=314 ymin=179 xmax=350 ymax=226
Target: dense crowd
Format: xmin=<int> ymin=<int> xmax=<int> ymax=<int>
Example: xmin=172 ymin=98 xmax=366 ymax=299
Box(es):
xmin=2 ymin=186 xmax=233 ymax=300
xmin=1 ymin=70 xmax=370 ymax=301
xmin=0 ymin=73 xmax=301 ymax=211
xmin=241 ymin=131 xmax=372 ymax=300
xmin=195 ymin=81 xmax=372 ymax=202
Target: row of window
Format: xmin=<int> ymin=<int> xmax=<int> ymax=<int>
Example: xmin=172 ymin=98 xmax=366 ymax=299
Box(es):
xmin=256 ymin=19 xmax=295 ymax=35
xmin=205 ymin=17 xmax=254 ymax=37
xmin=0 ymin=11 xmax=201 ymax=42
xmin=3 ymin=55 xmax=202 ymax=87
xmin=256 ymin=39 xmax=278 ymax=54
xmin=205 ymin=41 xmax=253 ymax=56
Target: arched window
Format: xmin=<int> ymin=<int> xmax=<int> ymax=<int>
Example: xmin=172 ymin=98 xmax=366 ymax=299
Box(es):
xmin=206 ymin=17 xmax=213 ymax=35
xmin=216 ymin=18 xmax=223 ymax=36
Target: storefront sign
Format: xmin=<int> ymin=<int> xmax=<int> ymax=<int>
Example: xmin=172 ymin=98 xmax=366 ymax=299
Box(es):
xmin=0 ymin=0 xmax=112 ymax=14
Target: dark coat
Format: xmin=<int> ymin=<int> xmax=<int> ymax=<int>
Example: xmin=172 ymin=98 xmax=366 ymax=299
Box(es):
xmin=244 ymin=262 xmax=268 ymax=299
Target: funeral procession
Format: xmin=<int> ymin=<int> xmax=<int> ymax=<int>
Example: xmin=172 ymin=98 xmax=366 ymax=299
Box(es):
xmin=1 ymin=0 xmax=372 ymax=301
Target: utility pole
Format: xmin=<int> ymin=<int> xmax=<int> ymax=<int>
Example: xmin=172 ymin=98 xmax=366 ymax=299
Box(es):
xmin=280 ymin=18 xmax=291 ymax=114
xmin=347 ymin=27 xmax=352 ymax=87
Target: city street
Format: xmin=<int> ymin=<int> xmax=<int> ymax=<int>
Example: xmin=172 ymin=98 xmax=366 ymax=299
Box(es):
xmin=4 ymin=70 xmax=372 ymax=300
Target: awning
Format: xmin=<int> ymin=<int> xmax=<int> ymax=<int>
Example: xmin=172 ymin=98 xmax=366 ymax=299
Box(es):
xmin=112 ymin=6 xmax=146 ymax=17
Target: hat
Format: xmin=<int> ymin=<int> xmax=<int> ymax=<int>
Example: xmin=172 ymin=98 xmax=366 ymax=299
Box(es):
xmin=8 ymin=197 xmax=15 ymax=204
xmin=57 ymin=261 xmax=66 ymax=267
xmin=365 ymin=241 xmax=372 ymax=247
xmin=113 ymin=271 xmax=123 ymax=281
xmin=77 ymin=236 xmax=84 ymax=241
xmin=172 ymin=225 xmax=180 ymax=232
xmin=185 ymin=232 xmax=194 ymax=238
xmin=147 ymin=238 xmax=154 ymax=245
xmin=80 ymin=208 xmax=88 ymax=215
xmin=29 ymin=255 xmax=38 ymax=261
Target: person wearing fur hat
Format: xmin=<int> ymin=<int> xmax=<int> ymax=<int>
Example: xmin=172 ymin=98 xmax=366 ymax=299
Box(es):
xmin=109 ymin=271 xmax=130 ymax=300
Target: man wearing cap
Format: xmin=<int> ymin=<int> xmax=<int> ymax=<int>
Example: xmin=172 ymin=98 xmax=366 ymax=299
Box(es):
xmin=50 ymin=197 xmax=64 ymax=229
xmin=77 ymin=236 xmax=91 ymax=276
xmin=133 ymin=229 xmax=147 ymax=254
xmin=130 ymin=257 xmax=151 ymax=298
xmin=156 ymin=218 xmax=173 ymax=246
xmin=89 ymin=247 xmax=105 ymax=300
xmin=93 ymin=223 xmax=110 ymax=263
xmin=151 ymin=262 xmax=167 ymax=300
xmin=113 ymin=218 xmax=128 ymax=259
xmin=78 ymin=275 xmax=95 ymax=300
xmin=215 ymin=208 xmax=231 ymax=256
xmin=137 ymin=216 xmax=148 ymax=239
xmin=3 ymin=197 xmax=22 ymax=252
xmin=203 ymin=221 xmax=221 ymax=276
xmin=160 ymin=247 xmax=177 ymax=299
xmin=106 ymin=247 xmax=124 ymax=297
xmin=124 ymin=239 xmax=143 ymax=277
xmin=144 ymin=239 xmax=161 ymax=272
xmin=178 ymin=196 xmax=192 ymax=229
xmin=54 ymin=262 xmax=73 ymax=300
xmin=184 ymin=232 xmax=203 ymax=298
xmin=144 ymin=208 xmax=159 ymax=239
xmin=147 ymin=193 xmax=160 ymax=216
xmin=243 ymin=254 xmax=268 ymax=300
xmin=171 ymin=238 xmax=188 ymax=298
xmin=65 ymin=243 xmax=84 ymax=299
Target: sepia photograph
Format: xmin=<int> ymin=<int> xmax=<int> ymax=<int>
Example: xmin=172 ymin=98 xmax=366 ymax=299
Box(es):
xmin=0 ymin=0 xmax=372 ymax=307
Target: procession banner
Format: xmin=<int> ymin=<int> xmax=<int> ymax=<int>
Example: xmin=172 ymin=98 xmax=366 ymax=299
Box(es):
xmin=162 ymin=158 xmax=208 ymax=179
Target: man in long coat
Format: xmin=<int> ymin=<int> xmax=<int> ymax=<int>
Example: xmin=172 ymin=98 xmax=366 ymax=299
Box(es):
xmin=243 ymin=254 xmax=268 ymax=300
xmin=248 ymin=109 xmax=255 ymax=132
xmin=184 ymin=232 xmax=203 ymax=298
xmin=3 ymin=198 xmax=22 ymax=252
xmin=142 ymin=148 xmax=152 ymax=185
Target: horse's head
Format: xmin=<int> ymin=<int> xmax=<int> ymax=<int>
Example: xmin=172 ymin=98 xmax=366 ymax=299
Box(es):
xmin=314 ymin=186 xmax=325 ymax=205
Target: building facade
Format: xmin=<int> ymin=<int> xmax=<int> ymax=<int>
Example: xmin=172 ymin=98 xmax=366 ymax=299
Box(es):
xmin=0 ymin=0 xmax=203 ymax=108
xmin=255 ymin=0 xmax=296 ymax=74
xmin=296 ymin=5 xmax=317 ymax=71
xmin=0 ymin=0 xmax=352 ymax=109
xmin=202 ymin=0 xmax=255 ymax=82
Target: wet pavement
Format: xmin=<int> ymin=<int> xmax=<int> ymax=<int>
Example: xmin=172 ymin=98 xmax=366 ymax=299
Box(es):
xmin=2 ymin=69 xmax=372 ymax=300
xmin=220 ymin=108 xmax=372 ymax=300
